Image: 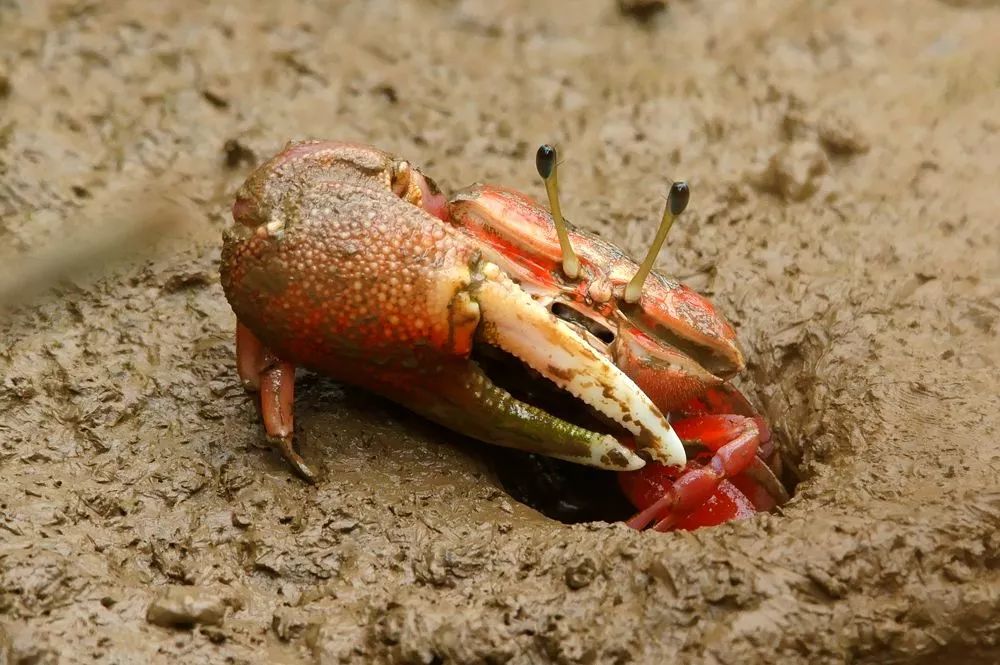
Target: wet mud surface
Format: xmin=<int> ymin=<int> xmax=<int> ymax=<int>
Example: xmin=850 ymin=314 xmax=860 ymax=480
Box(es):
xmin=2 ymin=1 xmax=999 ymax=663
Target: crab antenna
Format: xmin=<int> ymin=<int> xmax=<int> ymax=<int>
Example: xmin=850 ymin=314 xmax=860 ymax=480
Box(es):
xmin=536 ymin=144 xmax=581 ymax=280
xmin=624 ymin=181 xmax=690 ymax=304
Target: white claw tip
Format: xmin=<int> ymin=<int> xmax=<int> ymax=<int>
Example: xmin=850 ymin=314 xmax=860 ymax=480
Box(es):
xmin=659 ymin=424 xmax=686 ymax=468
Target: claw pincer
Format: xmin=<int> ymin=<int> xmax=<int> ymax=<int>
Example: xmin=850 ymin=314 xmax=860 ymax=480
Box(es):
xmin=221 ymin=140 xmax=786 ymax=530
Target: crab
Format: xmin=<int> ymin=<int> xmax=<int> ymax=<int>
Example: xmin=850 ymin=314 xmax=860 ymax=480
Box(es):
xmin=220 ymin=140 xmax=787 ymax=531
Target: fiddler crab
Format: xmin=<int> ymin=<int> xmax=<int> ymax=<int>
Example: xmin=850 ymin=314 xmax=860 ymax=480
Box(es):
xmin=220 ymin=140 xmax=788 ymax=531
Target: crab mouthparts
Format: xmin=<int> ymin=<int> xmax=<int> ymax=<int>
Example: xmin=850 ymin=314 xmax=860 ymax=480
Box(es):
xmin=467 ymin=264 xmax=686 ymax=471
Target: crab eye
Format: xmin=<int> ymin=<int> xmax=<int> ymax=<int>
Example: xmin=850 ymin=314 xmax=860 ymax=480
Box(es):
xmin=535 ymin=144 xmax=581 ymax=280
xmin=624 ymin=180 xmax=690 ymax=304
xmin=668 ymin=181 xmax=690 ymax=215
xmin=535 ymin=144 xmax=557 ymax=178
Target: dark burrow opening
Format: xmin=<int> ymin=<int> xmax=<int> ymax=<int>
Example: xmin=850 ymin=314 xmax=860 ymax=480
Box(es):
xmin=488 ymin=447 xmax=638 ymax=524
xmin=473 ymin=343 xmax=800 ymax=526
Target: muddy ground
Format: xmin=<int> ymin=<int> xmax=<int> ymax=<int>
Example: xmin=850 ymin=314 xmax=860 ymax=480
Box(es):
xmin=1 ymin=1 xmax=999 ymax=663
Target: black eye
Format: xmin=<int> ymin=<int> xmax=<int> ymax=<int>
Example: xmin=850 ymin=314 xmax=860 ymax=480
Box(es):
xmin=669 ymin=181 xmax=690 ymax=216
xmin=536 ymin=144 xmax=557 ymax=179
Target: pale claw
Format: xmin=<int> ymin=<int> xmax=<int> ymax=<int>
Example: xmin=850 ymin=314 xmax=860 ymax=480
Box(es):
xmin=471 ymin=263 xmax=686 ymax=469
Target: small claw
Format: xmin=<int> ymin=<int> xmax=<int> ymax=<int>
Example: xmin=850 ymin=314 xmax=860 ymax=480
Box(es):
xmin=624 ymin=466 xmax=723 ymax=531
xmin=471 ymin=263 xmax=685 ymax=468
xmin=623 ymin=414 xmax=763 ymax=530
xmin=663 ymin=479 xmax=756 ymax=531
xmin=651 ymin=468 xmax=722 ymax=531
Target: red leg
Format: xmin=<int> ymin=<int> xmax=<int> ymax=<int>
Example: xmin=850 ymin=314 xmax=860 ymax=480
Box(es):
xmin=622 ymin=415 xmax=760 ymax=531
xmin=236 ymin=321 xmax=264 ymax=390
xmin=236 ymin=322 xmax=316 ymax=482
xmin=618 ymin=382 xmax=788 ymax=531
xmin=677 ymin=384 xmax=781 ymax=468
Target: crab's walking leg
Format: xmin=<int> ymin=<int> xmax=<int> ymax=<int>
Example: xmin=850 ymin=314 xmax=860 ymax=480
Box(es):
xmin=625 ymin=415 xmax=760 ymax=531
xmin=677 ymin=384 xmax=780 ymax=470
xmin=260 ymin=356 xmax=316 ymax=482
xmin=236 ymin=322 xmax=264 ymax=390
xmin=236 ymin=322 xmax=316 ymax=482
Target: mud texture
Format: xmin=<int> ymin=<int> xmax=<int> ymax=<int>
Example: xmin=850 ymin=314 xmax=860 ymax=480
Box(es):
xmin=2 ymin=1 xmax=999 ymax=664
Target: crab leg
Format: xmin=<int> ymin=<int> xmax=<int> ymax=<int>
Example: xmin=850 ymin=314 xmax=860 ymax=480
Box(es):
xmin=236 ymin=322 xmax=315 ymax=482
xmin=624 ymin=415 xmax=761 ymax=531
xmin=236 ymin=321 xmax=264 ymax=390
xmin=259 ymin=356 xmax=317 ymax=482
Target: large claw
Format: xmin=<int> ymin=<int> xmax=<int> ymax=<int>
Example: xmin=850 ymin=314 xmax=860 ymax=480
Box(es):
xmin=469 ymin=262 xmax=685 ymax=470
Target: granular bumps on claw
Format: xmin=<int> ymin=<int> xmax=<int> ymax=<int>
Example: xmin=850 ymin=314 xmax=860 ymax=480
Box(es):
xmin=221 ymin=143 xmax=479 ymax=377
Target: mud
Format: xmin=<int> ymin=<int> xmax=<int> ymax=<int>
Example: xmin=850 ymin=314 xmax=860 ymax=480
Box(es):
xmin=1 ymin=1 xmax=999 ymax=663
